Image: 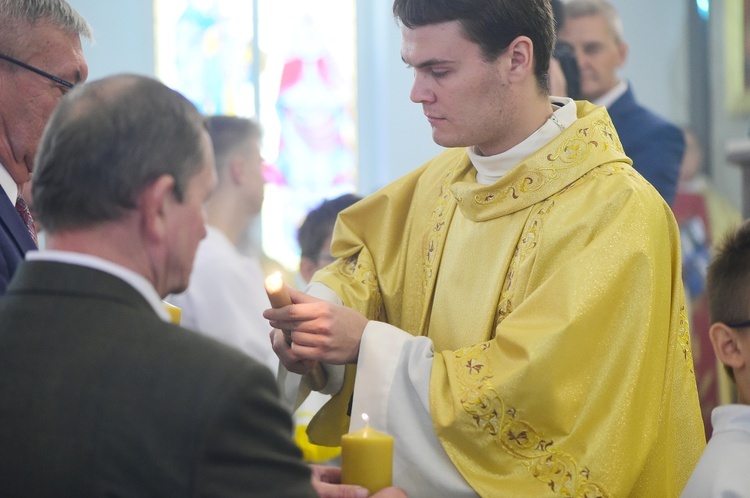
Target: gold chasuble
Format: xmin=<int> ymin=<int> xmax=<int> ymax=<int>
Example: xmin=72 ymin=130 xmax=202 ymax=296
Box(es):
xmin=310 ymin=102 xmax=705 ymax=496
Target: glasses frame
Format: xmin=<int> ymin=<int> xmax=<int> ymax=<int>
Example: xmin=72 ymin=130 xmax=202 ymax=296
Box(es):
xmin=726 ymin=319 xmax=750 ymax=329
xmin=0 ymin=53 xmax=74 ymax=89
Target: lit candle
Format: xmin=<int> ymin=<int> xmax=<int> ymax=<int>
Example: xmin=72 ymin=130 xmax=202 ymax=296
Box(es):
xmin=162 ymin=301 xmax=181 ymax=324
xmin=263 ymin=271 xmax=326 ymax=390
xmin=341 ymin=414 xmax=394 ymax=493
xmin=263 ymin=271 xmax=294 ymax=343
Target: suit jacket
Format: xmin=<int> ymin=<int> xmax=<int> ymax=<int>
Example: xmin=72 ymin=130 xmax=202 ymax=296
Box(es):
xmin=0 ymin=260 xmax=317 ymax=497
xmin=0 ymin=193 xmax=36 ymax=295
xmin=607 ymin=85 xmax=685 ymax=206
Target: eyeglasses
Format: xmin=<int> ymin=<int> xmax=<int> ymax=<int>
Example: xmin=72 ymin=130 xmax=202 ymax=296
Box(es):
xmin=0 ymin=53 xmax=74 ymax=89
xmin=726 ymin=319 xmax=750 ymax=329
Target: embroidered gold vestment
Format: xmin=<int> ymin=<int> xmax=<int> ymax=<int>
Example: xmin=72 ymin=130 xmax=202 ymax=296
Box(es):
xmin=310 ymin=102 xmax=705 ymax=496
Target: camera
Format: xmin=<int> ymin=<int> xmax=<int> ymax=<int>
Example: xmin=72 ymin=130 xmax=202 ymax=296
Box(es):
xmin=550 ymin=0 xmax=582 ymax=100
xmin=554 ymin=40 xmax=581 ymax=100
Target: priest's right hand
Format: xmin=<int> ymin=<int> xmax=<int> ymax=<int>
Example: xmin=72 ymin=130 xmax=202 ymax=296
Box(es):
xmin=265 ymin=286 xmax=368 ymax=365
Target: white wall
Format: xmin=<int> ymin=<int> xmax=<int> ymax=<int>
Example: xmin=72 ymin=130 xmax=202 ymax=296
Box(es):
xmin=68 ymin=0 xmax=155 ymax=79
xmin=609 ymin=0 xmax=689 ymax=126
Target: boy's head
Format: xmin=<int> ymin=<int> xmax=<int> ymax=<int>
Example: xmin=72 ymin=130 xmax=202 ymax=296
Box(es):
xmin=297 ymin=193 xmax=361 ymax=283
xmin=706 ymin=220 xmax=750 ymax=402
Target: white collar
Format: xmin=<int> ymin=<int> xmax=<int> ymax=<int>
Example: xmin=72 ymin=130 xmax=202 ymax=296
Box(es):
xmin=593 ymin=79 xmax=628 ymax=109
xmin=0 ymin=163 xmax=18 ymax=205
xmin=468 ymin=97 xmax=578 ymax=185
xmin=26 ymin=250 xmax=171 ymax=322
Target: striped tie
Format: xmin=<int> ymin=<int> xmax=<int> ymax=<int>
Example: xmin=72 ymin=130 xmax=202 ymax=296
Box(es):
xmin=15 ymin=195 xmax=37 ymax=246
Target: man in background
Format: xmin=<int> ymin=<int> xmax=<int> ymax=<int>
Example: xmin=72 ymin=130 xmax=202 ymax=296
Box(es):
xmin=0 ymin=0 xmax=90 ymax=294
xmin=0 ymin=74 xmax=403 ymax=498
xmin=558 ymin=0 xmax=684 ymax=205
xmin=168 ymin=115 xmax=278 ymax=373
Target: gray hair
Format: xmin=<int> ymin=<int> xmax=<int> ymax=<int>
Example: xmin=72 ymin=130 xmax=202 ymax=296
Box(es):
xmin=0 ymin=0 xmax=92 ymax=54
xmin=564 ymin=0 xmax=624 ymax=43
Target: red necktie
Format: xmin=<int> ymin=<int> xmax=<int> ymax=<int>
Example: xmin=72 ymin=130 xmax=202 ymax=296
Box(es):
xmin=15 ymin=195 xmax=37 ymax=246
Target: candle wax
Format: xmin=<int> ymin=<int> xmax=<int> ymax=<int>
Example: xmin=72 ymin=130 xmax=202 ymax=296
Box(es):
xmin=341 ymin=424 xmax=394 ymax=493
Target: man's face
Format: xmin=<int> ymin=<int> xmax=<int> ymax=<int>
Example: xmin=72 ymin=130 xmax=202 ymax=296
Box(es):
xmin=557 ymin=14 xmax=626 ymax=101
xmin=401 ymin=21 xmax=517 ymax=156
xmin=163 ymin=130 xmax=217 ymax=295
xmin=0 ymin=21 xmax=88 ymax=185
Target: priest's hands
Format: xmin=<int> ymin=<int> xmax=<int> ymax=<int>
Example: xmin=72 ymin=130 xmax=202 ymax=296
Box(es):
xmin=266 ymin=286 xmax=368 ymax=370
xmin=310 ymin=465 xmax=407 ymax=498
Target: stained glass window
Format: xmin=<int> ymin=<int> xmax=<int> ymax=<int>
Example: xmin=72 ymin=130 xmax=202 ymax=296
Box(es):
xmin=156 ymin=0 xmax=357 ymax=270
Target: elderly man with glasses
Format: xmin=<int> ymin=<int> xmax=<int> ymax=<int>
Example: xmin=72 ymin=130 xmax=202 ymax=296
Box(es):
xmin=0 ymin=0 xmax=90 ymax=295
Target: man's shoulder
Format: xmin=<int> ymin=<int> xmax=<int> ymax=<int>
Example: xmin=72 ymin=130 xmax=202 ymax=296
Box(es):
xmin=416 ymin=147 xmax=469 ymax=181
xmin=609 ymin=89 xmax=681 ymax=136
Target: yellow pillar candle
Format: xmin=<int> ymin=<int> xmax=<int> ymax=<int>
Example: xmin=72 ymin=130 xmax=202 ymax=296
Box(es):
xmin=341 ymin=414 xmax=394 ymax=493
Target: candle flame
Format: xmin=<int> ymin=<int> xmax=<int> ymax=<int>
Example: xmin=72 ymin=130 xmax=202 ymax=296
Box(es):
xmin=264 ymin=271 xmax=283 ymax=292
xmin=362 ymin=413 xmax=370 ymax=425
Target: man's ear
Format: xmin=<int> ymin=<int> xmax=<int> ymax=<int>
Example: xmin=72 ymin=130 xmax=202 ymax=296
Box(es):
xmin=616 ymin=40 xmax=628 ymax=69
xmin=138 ymin=174 xmax=176 ymax=243
xmin=506 ymin=36 xmax=534 ymax=83
xmin=709 ymin=322 xmax=746 ymax=372
xmin=229 ymin=156 xmax=246 ymax=185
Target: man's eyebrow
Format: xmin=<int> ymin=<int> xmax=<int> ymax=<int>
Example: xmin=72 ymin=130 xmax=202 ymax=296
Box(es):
xmin=401 ymin=57 xmax=454 ymax=69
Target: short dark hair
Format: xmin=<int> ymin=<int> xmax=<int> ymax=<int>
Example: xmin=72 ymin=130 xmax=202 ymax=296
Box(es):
xmin=706 ymin=221 xmax=750 ymax=380
xmin=392 ymin=0 xmax=555 ymax=93
xmin=707 ymin=221 xmax=750 ymax=327
xmin=298 ymin=194 xmax=361 ymax=261
xmin=33 ymin=74 xmax=208 ymax=233
xmin=207 ymin=115 xmax=261 ymax=176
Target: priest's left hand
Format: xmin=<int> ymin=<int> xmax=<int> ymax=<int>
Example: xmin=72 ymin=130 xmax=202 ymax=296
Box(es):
xmin=265 ymin=286 xmax=368 ymax=365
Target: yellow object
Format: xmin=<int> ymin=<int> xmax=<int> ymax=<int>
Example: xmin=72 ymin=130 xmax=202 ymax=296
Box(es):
xmin=341 ymin=418 xmax=393 ymax=494
xmin=308 ymin=102 xmax=705 ymax=496
xmin=293 ymin=423 xmax=341 ymax=463
xmin=162 ymin=301 xmax=181 ymax=325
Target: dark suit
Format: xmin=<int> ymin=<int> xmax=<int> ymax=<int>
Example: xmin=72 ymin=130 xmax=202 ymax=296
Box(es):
xmin=0 ymin=260 xmax=317 ymax=497
xmin=0 ymin=192 xmax=36 ymax=295
xmin=607 ymin=85 xmax=685 ymax=206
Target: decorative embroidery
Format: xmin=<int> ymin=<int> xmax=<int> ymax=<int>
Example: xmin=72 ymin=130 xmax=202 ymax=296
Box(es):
xmin=455 ymin=343 xmax=609 ymax=497
xmin=496 ymin=200 xmax=555 ymax=325
xmin=677 ymin=305 xmax=694 ymax=374
xmin=473 ymin=118 xmax=620 ymax=207
xmin=424 ymin=170 xmax=454 ymax=288
xmin=335 ymin=255 xmax=385 ymax=321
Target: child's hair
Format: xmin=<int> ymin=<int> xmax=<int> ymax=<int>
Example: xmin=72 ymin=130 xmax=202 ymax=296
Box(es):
xmin=706 ymin=220 xmax=750 ymax=379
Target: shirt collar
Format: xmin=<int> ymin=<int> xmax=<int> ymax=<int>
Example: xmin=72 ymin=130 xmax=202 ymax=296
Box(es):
xmin=593 ymin=79 xmax=628 ymax=108
xmin=0 ymin=163 xmax=18 ymax=205
xmin=26 ymin=250 xmax=172 ymax=322
xmin=468 ymin=97 xmax=578 ymax=185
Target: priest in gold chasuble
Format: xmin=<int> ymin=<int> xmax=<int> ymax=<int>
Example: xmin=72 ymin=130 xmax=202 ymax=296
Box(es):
xmin=266 ymin=1 xmax=705 ymax=496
